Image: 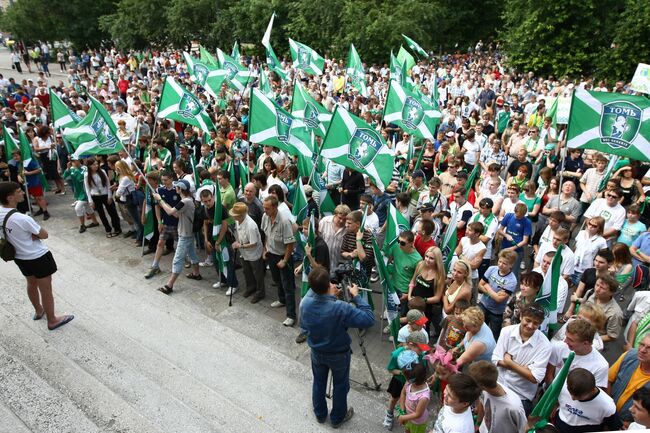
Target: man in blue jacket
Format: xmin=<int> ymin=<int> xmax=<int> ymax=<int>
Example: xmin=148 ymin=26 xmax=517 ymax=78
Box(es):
xmin=300 ymin=265 xmax=375 ymax=428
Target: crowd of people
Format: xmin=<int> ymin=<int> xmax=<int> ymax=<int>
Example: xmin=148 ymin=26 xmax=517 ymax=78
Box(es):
xmin=2 ymin=42 xmax=650 ymax=432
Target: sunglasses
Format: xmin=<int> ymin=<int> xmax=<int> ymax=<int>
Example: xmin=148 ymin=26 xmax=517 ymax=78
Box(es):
xmin=606 ymin=194 xmax=619 ymax=199
xmin=399 ymin=240 xmax=408 ymax=246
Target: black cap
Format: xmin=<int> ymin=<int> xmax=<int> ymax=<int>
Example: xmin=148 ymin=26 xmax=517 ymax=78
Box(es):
xmin=479 ymin=198 xmax=494 ymax=208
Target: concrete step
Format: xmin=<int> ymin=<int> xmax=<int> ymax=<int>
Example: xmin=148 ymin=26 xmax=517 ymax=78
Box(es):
xmin=0 ymin=400 xmax=31 ymax=433
xmin=0 ymin=226 xmax=387 ymax=432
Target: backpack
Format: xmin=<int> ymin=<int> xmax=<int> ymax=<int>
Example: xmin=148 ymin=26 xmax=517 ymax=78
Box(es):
xmin=0 ymin=209 xmax=18 ymax=262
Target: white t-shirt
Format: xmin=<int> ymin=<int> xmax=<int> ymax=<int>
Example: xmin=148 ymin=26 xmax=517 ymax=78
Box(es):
xmin=573 ymin=231 xmax=608 ymax=273
xmin=463 ymin=139 xmax=481 ymax=166
xmin=433 ymin=405 xmax=475 ymax=433
xmin=558 ymin=387 xmax=615 ymax=427
xmin=397 ymin=324 xmax=429 ymax=344
xmin=584 ymin=198 xmax=626 ymax=231
xmin=0 ymin=207 xmax=49 ymax=260
xmin=459 ymin=237 xmax=486 ymax=279
xmin=548 ymin=340 xmax=609 ymax=387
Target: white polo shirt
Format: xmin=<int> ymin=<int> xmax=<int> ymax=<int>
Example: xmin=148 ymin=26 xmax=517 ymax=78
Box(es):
xmin=492 ymin=325 xmax=551 ymax=401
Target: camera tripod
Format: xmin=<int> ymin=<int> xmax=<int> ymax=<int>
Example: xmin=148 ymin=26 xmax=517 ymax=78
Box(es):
xmin=326 ymin=273 xmax=382 ymax=396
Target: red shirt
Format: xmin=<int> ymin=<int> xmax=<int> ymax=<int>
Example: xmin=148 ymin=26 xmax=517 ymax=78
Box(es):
xmin=414 ymin=234 xmax=435 ymax=257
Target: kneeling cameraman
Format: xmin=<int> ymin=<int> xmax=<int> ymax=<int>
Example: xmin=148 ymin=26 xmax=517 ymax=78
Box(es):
xmin=300 ymin=265 xmax=375 ymax=428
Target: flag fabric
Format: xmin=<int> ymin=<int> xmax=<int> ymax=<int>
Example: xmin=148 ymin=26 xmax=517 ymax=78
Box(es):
xmin=466 ymin=163 xmax=479 ymax=197
xmin=290 ymin=83 xmax=332 ymax=137
xmin=320 ymin=107 xmax=395 ymax=190
xmin=183 ymin=51 xmax=227 ymax=100
xmin=190 ymin=154 xmax=200 ymax=188
xmin=258 ymin=69 xmax=275 ymax=99
xmin=265 ymin=45 xmax=288 ymax=82
xmin=199 ymin=45 xmax=219 ymax=67
xmin=545 ymin=96 xmax=558 ymax=130
xmin=143 ymin=188 xmax=155 ymax=241
xmin=383 ymin=80 xmax=442 ymax=140
xmin=440 ymin=209 xmax=458 ymax=272
xmin=597 ymin=155 xmax=621 ymax=191
xmin=4 ymin=124 xmax=32 ymax=166
xmin=231 ymin=41 xmax=240 ymax=61
xmin=402 ymin=34 xmax=428 ymax=58
xmin=529 ymin=351 xmax=575 ymax=432
xmin=249 ymin=88 xmax=314 ymax=159
xmin=390 ymin=51 xmax=407 ymax=87
xmin=567 ymin=88 xmax=650 ymax=162
xmin=382 ymin=203 xmax=411 ymax=254
xmin=536 ymin=244 xmax=563 ymax=332
xmin=397 ymin=46 xmax=416 ymax=74
xmin=216 ymin=48 xmax=252 ymax=92
xmin=156 ymin=76 xmax=216 ymax=134
xmin=346 ymin=44 xmax=368 ymax=97
xmin=289 ymin=39 xmax=324 ymax=76
xmin=300 ymin=215 xmax=316 ymax=297
xmin=291 ymin=180 xmax=309 ymax=225
xmin=373 ymin=238 xmax=401 ymax=347
xmin=261 ymin=12 xmax=275 ymax=48
xmin=50 ymin=89 xmax=81 ymax=129
xmin=63 ymin=96 xmax=125 ymax=159
xmin=309 ymin=175 xmax=336 ymax=215
xmin=212 ymin=185 xmax=229 ymax=280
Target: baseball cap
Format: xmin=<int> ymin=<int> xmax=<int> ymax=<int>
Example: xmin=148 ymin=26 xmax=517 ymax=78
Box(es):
xmin=406 ymin=309 xmax=428 ymax=326
xmin=173 ymin=179 xmax=190 ymax=191
xmin=419 ymin=203 xmax=435 ymax=213
xmin=496 ymin=96 xmax=504 ymax=106
xmin=406 ymin=331 xmax=431 ymax=352
xmin=412 ymin=169 xmax=425 ymax=179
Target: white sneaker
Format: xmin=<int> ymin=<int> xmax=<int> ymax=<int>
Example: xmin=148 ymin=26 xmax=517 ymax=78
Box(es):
xmin=212 ymin=282 xmax=221 ymax=289
xmin=199 ymin=261 xmax=214 ymax=267
xmin=382 ymin=325 xmax=390 ymax=334
xmin=382 ymin=411 xmax=394 ymax=430
xmin=282 ymin=317 xmax=295 ymax=327
xmin=225 ymin=287 xmax=238 ymax=296
xmin=270 ymin=301 xmax=285 ymax=308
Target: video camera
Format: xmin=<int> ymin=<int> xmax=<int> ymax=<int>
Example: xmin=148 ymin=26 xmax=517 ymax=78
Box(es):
xmin=331 ymin=263 xmax=369 ymax=295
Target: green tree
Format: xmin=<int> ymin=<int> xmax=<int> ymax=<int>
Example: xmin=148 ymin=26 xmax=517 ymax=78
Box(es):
xmin=99 ymin=0 xmax=169 ymax=50
xmin=2 ymin=0 xmax=65 ymax=43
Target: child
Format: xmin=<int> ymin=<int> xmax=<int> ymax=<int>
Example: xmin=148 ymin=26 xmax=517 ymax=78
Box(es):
xmin=383 ymin=332 xmax=431 ymax=431
xmin=432 ymin=373 xmax=481 ymax=433
xmin=63 ymin=156 xmax=99 ymax=233
xmin=467 ymin=360 xmax=526 ymax=433
xmin=397 ymin=360 xmax=430 ymax=433
xmin=478 ymin=249 xmax=518 ymax=338
xmin=502 ymin=271 xmax=543 ymax=327
xmin=398 ymin=309 xmax=429 ymax=345
xmin=438 ymin=299 xmax=470 ymax=351
xmin=359 ymin=194 xmax=380 ymax=235
xmin=619 ymin=204 xmax=647 ymax=247
xmin=197 ymin=143 xmax=214 ymax=170
xmin=579 ymin=152 xmax=608 ymax=212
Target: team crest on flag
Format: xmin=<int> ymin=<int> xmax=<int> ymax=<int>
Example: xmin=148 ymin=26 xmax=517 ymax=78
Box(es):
xmin=349 ymin=128 xmax=382 ymax=170
xmin=223 ymin=61 xmax=239 ymax=81
xmin=402 ymin=96 xmax=424 ymax=129
xmin=276 ymin=112 xmax=293 ymax=144
xmin=600 ymin=101 xmax=642 ymax=148
xmin=91 ymin=117 xmax=119 ymax=149
xmin=298 ymin=47 xmax=310 ymax=68
xmin=177 ymin=93 xmax=202 ymax=119
xmin=303 ymin=102 xmax=319 ymax=129
xmin=192 ymin=63 xmax=209 ymax=85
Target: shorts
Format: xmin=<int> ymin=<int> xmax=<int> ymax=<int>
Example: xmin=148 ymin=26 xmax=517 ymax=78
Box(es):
xmin=15 ymin=251 xmax=57 ymax=278
xmin=405 ymin=421 xmax=427 ymax=433
xmin=387 ymin=376 xmax=405 ymax=399
xmin=74 ymin=200 xmax=94 ymax=217
xmin=160 ymin=224 xmax=178 ymax=243
xmin=28 ymin=185 xmax=44 ymax=197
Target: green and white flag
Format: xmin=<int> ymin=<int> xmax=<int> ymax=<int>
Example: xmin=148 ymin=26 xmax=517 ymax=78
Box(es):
xmin=183 ymin=51 xmax=227 ymax=100
xmin=49 ymin=89 xmax=80 ymax=129
xmin=261 ymin=13 xmax=287 ymax=81
xmin=383 ymin=80 xmax=441 ymax=140
xmin=382 ymin=203 xmax=411 ymax=254
xmin=402 ymin=34 xmax=428 ymax=58
xmin=290 ymin=83 xmax=332 ymax=138
xmin=346 ymin=44 xmax=368 ymax=97
xmin=397 ymin=45 xmax=416 ymax=74
xmin=199 ymin=45 xmax=219 ymax=67
xmin=529 ymin=351 xmax=575 ymax=433
xmin=289 ymin=39 xmax=324 ymax=76
xmin=261 ymin=12 xmax=275 ymax=48
xmin=4 ymin=124 xmax=32 ymax=166
xmin=440 ymin=208 xmax=458 ymax=272
xmin=567 ymin=88 xmax=650 ymax=162
xmin=249 ymin=88 xmax=314 ymax=159
xmin=216 ymin=48 xmax=252 ymax=92
xmin=231 ymin=41 xmax=240 ymax=62
xmin=143 ymin=188 xmax=155 ymax=241
xmin=309 ymin=175 xmax=336 ymax=215
xmin=466 ymin=163 xmax=479 ymax=198
xmin=212 ymin=185 xmax=229 ymax=279
xmin=373 ymin=237 xmax=401 ymax=347
xmin=390 ymin=51 xmax=406 ymax=87
xmin=300 ymin=215 xmax=316 ymax=297
xmin=63 ymin=96 xmax=125 ymax=159
xmin=537 ymin=244 xmax=563 ymax=332
xmin=258 ymin=69 xmax=275 ymax=99
xmin=156 ymin=76 xmax=216 ymax=134
xmin=291 ymin=179 xmax=309 ymax=224
xmin=320 ymin=107 xmax=395 ymax=190
xmin=598 ymin=155 xmax=621 ymax=191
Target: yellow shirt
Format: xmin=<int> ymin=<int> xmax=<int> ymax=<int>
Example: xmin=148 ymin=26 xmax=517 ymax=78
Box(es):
xmin=608 ymin=352 xmax=650 ymax=411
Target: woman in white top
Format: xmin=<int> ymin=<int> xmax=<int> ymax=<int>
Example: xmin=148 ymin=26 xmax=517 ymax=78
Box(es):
xmin=572 ymin=216 xmax=607 ymax=283
xmin=114 ymin=160 xmax=143 ymax=244
xmin=84 ymin=157 xmax=122 ymax=237
xmin=32 ymin=125 xmax=65 ymax=194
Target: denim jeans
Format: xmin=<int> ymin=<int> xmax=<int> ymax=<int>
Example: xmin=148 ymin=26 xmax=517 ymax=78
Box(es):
xmin=172 ymin=235 xmax=199 ymax=274
xmin=268 ymin=253 xmax=296 ymax=319
xmin=310 ymin=350 xmax=351 ymax=424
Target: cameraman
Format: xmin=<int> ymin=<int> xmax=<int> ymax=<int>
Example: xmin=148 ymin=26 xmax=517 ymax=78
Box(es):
xmin=300 ymin=265 xmax=375 ymax=428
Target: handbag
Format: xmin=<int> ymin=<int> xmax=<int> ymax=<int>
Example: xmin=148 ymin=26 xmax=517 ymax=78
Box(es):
xmin=0 ymin=209 xmax=18 ymax=262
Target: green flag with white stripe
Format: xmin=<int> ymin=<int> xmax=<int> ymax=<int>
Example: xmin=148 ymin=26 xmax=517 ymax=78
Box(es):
xmin=382 ymin=203 xmax=411 ymax=254
xmin=258 ymin=69 xmax=275 ymax=99
xmin=291 ymin=179 xmax=309 ymax=224
xmin=290 ymin=83 xmax=332 ymax=138
xmin=346 ymin=44 xmax=368 ymax=97
xmin=289 ymin=39 xmax=324 ymax=76
xmin=183 ymin=51 xmax=227 ymax=100
xmin=156 ymin=76 xmax=216 ymax=134
xmin=397 ymin=45 xmax=416 ymax=73
xmin=402 ymin=34 xmax=428 ymax=58
xmin=320 ymin=107 xmax=395 ymax=190
xmin=440 ymin=208 xmax=458 ymax=272
xmin=216 ymin=48 xmax=252 ymax=92
xmin=231 ymin=41 xmax=240 ymax=61
xmin=300 ymin=215 xmax=316 ymax=297
xmin=383 ymin=80 xmax=441 ymax=140
xmin=567 ymin=88 xmax=650 ymax=162
xmin=199 ymin=45 xmax=219 ymax=67
xmin=536 ymin=244 xmax=563 ymax=332
xmin=49 ymin=89 xmax=80 ymax=129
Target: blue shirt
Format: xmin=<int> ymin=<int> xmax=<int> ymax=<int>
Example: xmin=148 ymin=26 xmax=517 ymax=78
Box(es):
xmin=373 ymin=193 xmax=394 ymax=227
xmin=480 ymin=265 xmax=517 ymax=314
xmin=619 ymin=220 xmax=647 ymax=246
xmin=500 ymin=213 xmax=532 ymax=252
xmin=300 ymin=293 xmax=375 ymax=354
xmin=157 ymin=185 xmax=180 ymax=226
xmin=463 ymin=322 xmax=496 ymax=362
xmin=633 ymin=232 xmax=650 ymax=266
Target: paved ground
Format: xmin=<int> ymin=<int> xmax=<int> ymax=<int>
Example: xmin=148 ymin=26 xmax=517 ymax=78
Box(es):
xmin=0 ymin=189 xmax=396 ymax=432
xmin=0 ymin=46 xmax=68 ymax=84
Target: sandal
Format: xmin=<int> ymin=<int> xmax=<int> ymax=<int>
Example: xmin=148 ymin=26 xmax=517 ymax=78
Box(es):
xmin=105 ymin=232 xmax=116 ymax=238
xmin=158 ymin=285 xmax=173 ymax=295
xmin=186 ymin=273 xmax=202 ymax=280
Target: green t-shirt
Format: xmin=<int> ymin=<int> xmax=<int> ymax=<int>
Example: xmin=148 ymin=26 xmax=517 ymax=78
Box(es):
xmin=386 ymin=346 xmax=427 ymax=385
xmin=388 ymin=244 xmax=422 ymax=294
xmin=63 ymin=166 xmax=87 ymax=201
xmin=518 ymin=193 xmax=541 ymax=213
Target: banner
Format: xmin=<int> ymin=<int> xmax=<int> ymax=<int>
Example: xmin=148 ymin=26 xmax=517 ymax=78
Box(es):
xmin=631 ymin=63 xmax=650 ymax=95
